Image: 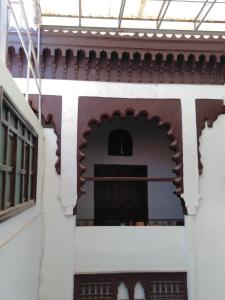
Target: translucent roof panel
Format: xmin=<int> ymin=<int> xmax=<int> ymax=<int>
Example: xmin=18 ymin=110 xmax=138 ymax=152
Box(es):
xmin=82 ymin=18 xmax=118 ymax=28
xmin=40 ymin=0 xmax=79 ymax=16
xmin=123 ymin=0 xmax=143 ymax=18
xmin=164 ymin=2 xmax=203 ymax=21
xmin=142 ymin=1 xmax=165 ymax=19
xmin=9 ymin=0 xmax=37 ymax=29
xmin=160 ymin=21 xmax=195 ymax=30
xmin=206 ymin=3 xmax=225 ymax=21
xmin=122 ymin=20 xmax=157 ymax=29
xmin=37 ymin=0 xmax=225 ymax=35
xmin=42 ymin=16 xmax=79 ymax=27
xmin=81 ymin=0 xmax=121 ymax=17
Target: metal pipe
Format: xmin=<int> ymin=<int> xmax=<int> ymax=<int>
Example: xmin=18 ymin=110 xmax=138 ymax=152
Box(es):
xmin=157 ymin=0 xmax=167 ymax=28
xmin=17 ymin=0 xmax=41 ymax=79
xmin=26 ymin=39 xmax=31 ymax=102
xmin=37 ymin=26 xmax=41 ymax=121
xmin=194 ymin=0 xmax=209 ymax=23
xmin=7 ymin=0 xmax=41 ymax=96
xmin=195 ymin=0 xmax=217 ymax=30
xmin=157 ymin=0 xmax=172 ymax=29
xmin=41 ymin=14 xmax=225 ymax=24
xmin=79 ymin=0 xmax=81 ymax=27
xmin=118 ymin=0 xmax=126 ymax=28
xmin=41 ymin=14 xmax=225 ymax=23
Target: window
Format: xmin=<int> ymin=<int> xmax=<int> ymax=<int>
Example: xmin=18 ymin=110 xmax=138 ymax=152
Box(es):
xmin=0 ymin=89 xmax=38 ymax=221
xmin=108 ymin=129 xmax=133 ymax=156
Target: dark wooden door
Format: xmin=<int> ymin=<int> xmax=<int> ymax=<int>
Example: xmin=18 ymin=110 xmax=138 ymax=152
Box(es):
xmin=94 ymin=164 xmax=148 ymax=225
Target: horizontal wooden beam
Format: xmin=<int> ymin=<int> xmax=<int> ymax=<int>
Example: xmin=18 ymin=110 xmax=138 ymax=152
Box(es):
xmin=84 ymin=176 xmax=174 ymax=182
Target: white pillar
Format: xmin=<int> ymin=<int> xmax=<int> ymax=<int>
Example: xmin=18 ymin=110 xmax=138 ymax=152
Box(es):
xmin=181 ymin=99 xmax=200 ymax=300
xmin=185 ymin=215 xmax=197 ymax=300
xmin=0 ymin=0 xmax=8 ymax=63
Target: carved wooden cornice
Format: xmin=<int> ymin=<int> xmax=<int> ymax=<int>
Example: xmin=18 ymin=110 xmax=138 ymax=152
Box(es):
xmin=195 ymin=99 xmax=225 ymax=174
xmin=28 ymin=94 xmax=62 ymax=175
xmin=77 ymin=97 xmax=184 ymax=210
xmin=7 ymin=30 xmax=225 ymax=84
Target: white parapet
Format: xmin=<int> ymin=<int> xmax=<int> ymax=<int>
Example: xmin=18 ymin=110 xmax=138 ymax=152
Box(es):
xmin=74 ymin=226 xmax=186 ymax=274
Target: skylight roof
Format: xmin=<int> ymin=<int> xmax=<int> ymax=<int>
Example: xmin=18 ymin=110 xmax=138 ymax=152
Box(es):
xmin=9 ymin=0 xmax=225 ymax=35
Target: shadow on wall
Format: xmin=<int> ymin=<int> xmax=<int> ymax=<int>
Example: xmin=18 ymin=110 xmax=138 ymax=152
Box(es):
xmin=76 ymin=114 xmax=184 ymax=226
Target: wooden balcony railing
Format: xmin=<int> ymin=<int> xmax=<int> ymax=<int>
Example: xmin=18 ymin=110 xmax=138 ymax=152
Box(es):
xmin=74 ymin=273 xmax=188 ymax=300
xmin=76 ymin=219 xmax=184 ymax=226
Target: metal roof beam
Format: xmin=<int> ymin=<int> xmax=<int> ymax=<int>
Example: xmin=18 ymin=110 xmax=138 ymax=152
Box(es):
xmin=157 ymin=0 xmax=172 ymax=29
xmin=194 ymin=0 xmax=209 ymax=23
xmin=138 ymin=0 xmax=147 ymax=18
xmin=79 ymin=0 xmax=81 ymax=27
xmin=195 ymin=0 xmax=217 ymax=30
xmin=41 ymin=25 xmax=225 ymax=36
xmin=118 ymin=0 xmax=126 ymax=28
xmin=157 ymin=0 xmax=166 ymax=28
xmin=41 ymin=14 xmax=225 ymax=24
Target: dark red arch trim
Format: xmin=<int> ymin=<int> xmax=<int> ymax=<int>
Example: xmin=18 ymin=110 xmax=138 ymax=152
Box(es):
xmin=28 ymin=94 xmax=62 ymax=175
xmin=195 ymin=99 xmax=225 ymax=174
xmin=77 ymin=97 xmax=184 ymax=200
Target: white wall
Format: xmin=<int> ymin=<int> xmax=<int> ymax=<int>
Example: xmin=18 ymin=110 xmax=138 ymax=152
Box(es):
xmin=0 ymin=216 xmax=43 ymax=300
xmin=0 ymin=60 xmax=45 ymax=300
xmin=75 ymin=226 xmax=186 ymax=273
xmin=0 ymin=0 xmax=7 ymax=62
xmin=14 ymin=78 xmax=225 ymax=300
xmin=195 ymin=116 xmax=225 ymax=300
xmin=78 ymin=115 xmax=183 ymax=221
xmin=15 ymin=78 xmax=225 ymax=215
xmin=38 ymin=129 xmax=75 ymax=300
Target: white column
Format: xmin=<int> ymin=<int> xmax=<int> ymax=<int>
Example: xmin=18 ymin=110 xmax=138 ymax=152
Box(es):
xmin=181 ymin=99 xmax=200 ymax=214
xmin=0 ymin=0 xmax=8 ymax=63
xmin=185 ymin=215 xmax=197 ymax=300
xmin=181 ymin=98 xmax=200 ymax=300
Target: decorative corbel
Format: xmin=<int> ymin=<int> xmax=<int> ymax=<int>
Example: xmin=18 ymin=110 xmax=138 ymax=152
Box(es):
xmin=28 ymin=94 xmax=62 ymax=175
xmin=195 ymin=99 xmax=225 ymax=174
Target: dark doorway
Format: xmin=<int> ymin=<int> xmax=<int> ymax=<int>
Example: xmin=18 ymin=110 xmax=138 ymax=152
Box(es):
xmin=94 ymin=164 xmax=148 ymax=226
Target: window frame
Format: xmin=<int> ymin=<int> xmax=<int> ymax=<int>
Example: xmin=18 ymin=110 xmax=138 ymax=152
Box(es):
xmin=0 ymin=87 xmax=38 ymax=222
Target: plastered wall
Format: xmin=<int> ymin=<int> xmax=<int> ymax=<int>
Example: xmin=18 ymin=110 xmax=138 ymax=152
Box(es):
xmin=195 ymin=116 xmax=225 ymax=300
xmin=0 ymin=60 xmax=44 ymax=300
xmin=14 ymin=77 xmax=225 ymax=300
xmin=38 ymin=129 xmax=75 ymax=300
xmin=75 ymin=226 xmax=186 ymax=273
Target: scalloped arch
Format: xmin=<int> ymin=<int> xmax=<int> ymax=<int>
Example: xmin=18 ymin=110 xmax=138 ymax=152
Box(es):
xmin=77 ymin=97 xmax=184 ymax=206
xmin=28 ymin=94 xmax=62 ymax=175
xmin=195 ymin=99 xmax=225 ymax=174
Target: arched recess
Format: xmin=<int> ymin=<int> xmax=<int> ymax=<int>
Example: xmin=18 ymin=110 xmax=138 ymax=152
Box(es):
xmin=108 ymin=128 xmax=133 ymax=156
xmin=117 ymin=282 xmax=129 ymax=300
xmin=134 ymin=281 xmax=146 ymax=300
xmin=77 ymin=97 xmax=185 ymax=213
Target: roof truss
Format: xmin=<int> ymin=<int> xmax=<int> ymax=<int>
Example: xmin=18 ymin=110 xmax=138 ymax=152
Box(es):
xmin=30 ymin=0 xmax=225 ymax=35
